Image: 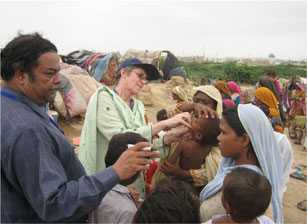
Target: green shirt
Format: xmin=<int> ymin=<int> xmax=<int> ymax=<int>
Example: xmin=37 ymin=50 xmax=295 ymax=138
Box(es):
xmin=78 ymin=85 xmax=164 ymax=197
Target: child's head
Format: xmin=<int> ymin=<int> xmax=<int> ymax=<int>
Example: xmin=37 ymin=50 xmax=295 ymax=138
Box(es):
xmin=105 ymin=132 xmax=148 ymax=185
xmin=222 ymin=167 xmax=272 ymax=223
xmin=133 ymin=179 xmax=200 ymax=223
xmin=156 ymin=109 xmax=168 ymax=121
xmin=190 ymin=117 xmax=220 ymax=146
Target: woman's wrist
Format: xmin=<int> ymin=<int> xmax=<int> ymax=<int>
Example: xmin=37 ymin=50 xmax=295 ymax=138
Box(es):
xmin=152 ymin=120 xmax=168 ymax=136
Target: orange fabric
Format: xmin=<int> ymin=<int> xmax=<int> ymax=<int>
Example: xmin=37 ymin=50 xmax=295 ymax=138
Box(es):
xmin=274 ymin=125 xmax=284 ymax=133
xmin=255 ymin=87 xmax=280 ymax=117
xmin=214 ymin=80 xmax=231 ymax=96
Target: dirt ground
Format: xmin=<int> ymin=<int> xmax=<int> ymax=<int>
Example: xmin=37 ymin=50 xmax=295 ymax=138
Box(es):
xmin=59 ymin=83 xmax=307 ymax=223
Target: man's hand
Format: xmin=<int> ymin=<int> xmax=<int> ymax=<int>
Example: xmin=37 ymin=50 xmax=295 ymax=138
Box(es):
xmin=127 ymin=186 xmax=140 ymax=203
xmin=112 ymin=142 xmax=159 ymax=181
xmin=194 ymin=103 xmax=218 ymax=118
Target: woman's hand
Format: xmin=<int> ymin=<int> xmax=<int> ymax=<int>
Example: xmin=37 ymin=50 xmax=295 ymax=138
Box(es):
xmin=163 ymin=125 xmax=190 ymax=146
xmin=152 ymin=112 xmax=191 ymax=136
xmin=163 ymin=112 xmax=191 ymax=129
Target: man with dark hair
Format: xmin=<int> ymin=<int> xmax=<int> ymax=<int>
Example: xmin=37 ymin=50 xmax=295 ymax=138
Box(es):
xmin=91 ymin=132 xmax=148 ymax=223
xmin=1 ymin=33 xmax=157 ymax=222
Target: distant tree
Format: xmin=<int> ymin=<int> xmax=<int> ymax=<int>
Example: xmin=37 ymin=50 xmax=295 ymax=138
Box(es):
xmin=269 ymin=53 xmax=275 ymax=59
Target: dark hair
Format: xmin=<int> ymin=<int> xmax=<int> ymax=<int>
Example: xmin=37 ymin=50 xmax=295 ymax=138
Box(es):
xmin=258 ymin=76 xmax=279 ymax=100
xmin=222 ymin=108 xmax=258 ymax=162
xmin=197 ymin=117 xmax=220 ymax=146
xmin=105 ymin=132 xmax=147 ymax=167
xmin=133 ymin=179 xmax=200 ymax=223
xmin=156 ymin=109 xmax=168 ymax=121
xmin=265 ymin=69 xmax=277 ymax=78
xmin=223 ymin=167 xmax=272 ymax=223
xmin=222 ymin=108 xmax=246 ymax=137
xmin=1 ymin=32 xmax=57 ymax=81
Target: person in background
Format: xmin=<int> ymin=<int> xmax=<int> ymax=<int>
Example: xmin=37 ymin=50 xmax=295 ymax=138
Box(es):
xmin=156 ymin=109 xmax=168 ymax=121
xmin=254 ymin=87 xmax=284 ymax=133
xmin=91 ymin=132 xmax=149 ymax=224
xmin=133 ymin=179 xmax=200 ymax=223
xmin=222 ymin=99 xmax=236 ymax=111
xmin=91 ymin=52 xmax=118 ymax=86
xmin=1 ymin=33 xmax=157 ymax=223
xmin=287 ymin=76 xmax=306 ymax=144
xmin=179 ymin=85 xmax=223 ymax=118
xmin=266 ymin=70 xmax=283 ymax=101
xmin=258 ymin=75 xmax=286 ymax=123
xmin=227 ymin=81 xmax=241 ymax=105
xmin=205 ymin=167 xmax=274 ymax=224
xmin=156 ymin=85 xmax=192 ymax=121
xmin=214 ymin=80 xmax=231 ymax=100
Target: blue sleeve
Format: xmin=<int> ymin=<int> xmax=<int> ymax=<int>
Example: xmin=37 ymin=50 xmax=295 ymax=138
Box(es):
xmin=12 ymin=128 xmax=119 ymax=222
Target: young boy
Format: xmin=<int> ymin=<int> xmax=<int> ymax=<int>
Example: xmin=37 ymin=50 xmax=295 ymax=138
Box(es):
xmin=160 ymin=116 xmax=220 ymax=193
xmin=206 ymin=167 xmax=274 ymax=224
xmin=133 ymin=179 xmax=200 ymax=223
xmin=91 ymin=132 xmax=148 ymax=224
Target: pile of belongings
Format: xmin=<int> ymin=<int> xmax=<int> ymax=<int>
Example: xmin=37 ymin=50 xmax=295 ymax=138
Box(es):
xmin=122 ymin=49 xmax=187 ymax=81
xmin=52 ymin=62 xmax=101 ymax=118
xmin=61 ymin=50 xmax=120 ymax=84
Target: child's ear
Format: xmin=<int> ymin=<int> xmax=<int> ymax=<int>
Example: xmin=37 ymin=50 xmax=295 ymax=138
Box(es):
xmin=240 ymin=134 xmax=250 ymax=148
xmin=222 ymin=194 xmax=231 ymax=214
xmin=195 ymin=132 xmax=203 ymax=142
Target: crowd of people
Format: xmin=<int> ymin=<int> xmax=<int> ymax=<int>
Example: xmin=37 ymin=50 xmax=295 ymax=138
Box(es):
xmin=1 ymin=33 xmax=305 ymax=223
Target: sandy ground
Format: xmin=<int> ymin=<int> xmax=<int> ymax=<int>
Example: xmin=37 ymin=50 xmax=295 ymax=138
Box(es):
xmin=59 ymin=83 xmax=307 ymax=223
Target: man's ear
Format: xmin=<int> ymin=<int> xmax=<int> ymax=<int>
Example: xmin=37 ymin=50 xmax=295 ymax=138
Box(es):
xmin=15 ymin=70 xmax=27 ymax=85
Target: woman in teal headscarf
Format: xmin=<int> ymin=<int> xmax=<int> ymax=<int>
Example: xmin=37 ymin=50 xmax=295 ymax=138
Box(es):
xmin=91 ymin=53 xmax=118 ymax=86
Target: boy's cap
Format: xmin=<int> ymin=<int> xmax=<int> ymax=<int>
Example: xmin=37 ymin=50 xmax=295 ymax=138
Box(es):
xmin=118 ymin=58 xmax=160 ymax=81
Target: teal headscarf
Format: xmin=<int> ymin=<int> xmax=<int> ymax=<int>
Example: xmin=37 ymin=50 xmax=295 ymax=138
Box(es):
xmin=92 ymin=53 xmax=117 ymax=82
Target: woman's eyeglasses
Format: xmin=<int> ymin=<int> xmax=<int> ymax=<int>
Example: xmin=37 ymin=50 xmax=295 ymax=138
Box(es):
xmin=133 ymin=71 xmax=147 ymax=81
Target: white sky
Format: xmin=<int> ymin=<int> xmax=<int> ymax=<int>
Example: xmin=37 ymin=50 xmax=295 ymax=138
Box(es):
xmin=0 ymin=0 xmax=306 ymax=60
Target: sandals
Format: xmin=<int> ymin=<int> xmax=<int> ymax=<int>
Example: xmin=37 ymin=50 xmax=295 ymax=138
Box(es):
xmin=297 ymin=200 xmax=307 ymax=212
xmin=290 ymin=165 xmax=307 ymax=182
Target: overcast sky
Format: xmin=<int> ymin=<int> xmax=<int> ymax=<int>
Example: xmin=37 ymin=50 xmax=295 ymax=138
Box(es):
xmin=1 ymin=1 xmax=306 ymax=60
